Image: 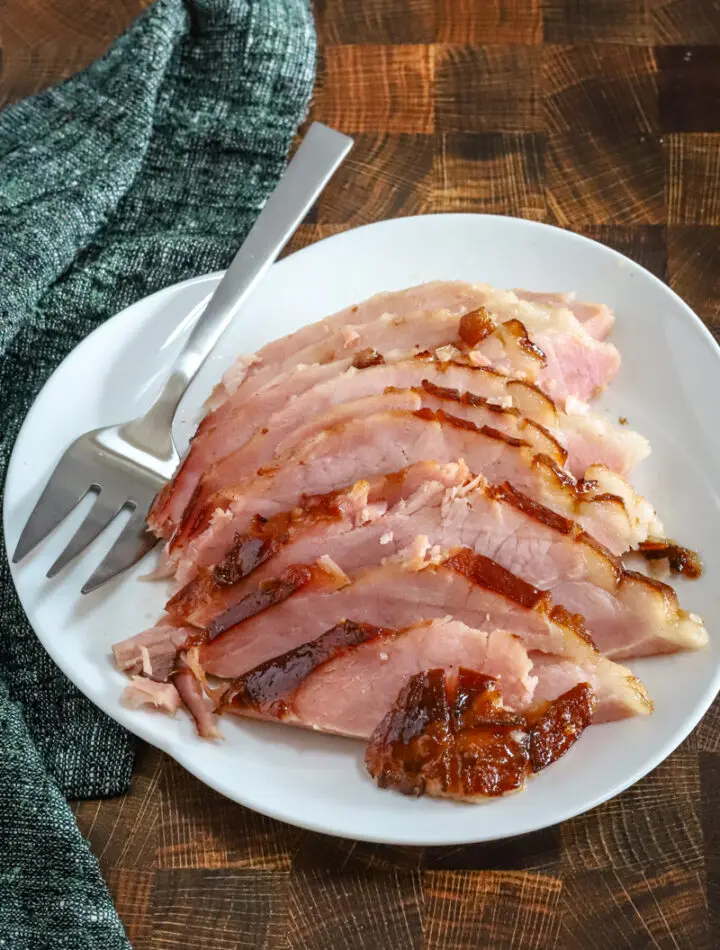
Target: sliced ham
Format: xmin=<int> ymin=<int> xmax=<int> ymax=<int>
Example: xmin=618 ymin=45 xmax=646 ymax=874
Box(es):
xmin=514 ymin=290 xmax=615 ymax=341
xmin=198 ymin=549 xmax=651 ymax=723
xmin=219 ymin=281 xmax=493 ymax=402
xmin=184 ymin=360 xmax=648 ymax=506
xmin=150 ymin=283 xmax=622 ymax=537
xmin=148 ymin=313 xmax=539 ymax=539
xmin=167 ymin=467 xmax=703 ymax=662
xmin=180 ymin=385 xmax=568 ymax=533
xmin=173 ymin=653 xmax=220 ymax=739
xmin=366 ymin=666 xmax=534 ymax=800
xmin=223 ymin=620 xmax=534 ymax=734
xmin=171 ymin=406 xmax=659 ymax=582
xmin=215 ymin=281 xmax=617 ymax=409
xmin=218 ymin=614 xmax=642 ymax=738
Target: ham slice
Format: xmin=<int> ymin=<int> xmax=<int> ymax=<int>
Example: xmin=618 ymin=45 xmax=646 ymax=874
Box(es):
xmin=112 ymin=623 xmax=189 ymax=681
xmin=149 ymin=283 xmax=622 ymax=537
xmin=167 ymin=467 xmax=703 ymax=661
xmin=514 ymin=290 xmax=615 ymax=341
xmin=147 ymin=314 xmax=539 ymax=539
xmin=183 ymin=361 xmax=647 ymax=510
xmin=198 ymin=549 xmax=651 ymax=723
xmin=223 ymin=620 xmax=535 ymax=733
xmin=170 ymin=405 xmax=659 ymax=582
xmin=215 ymin=281 xmax=618 ymax=409
xmin=366 ymin=667 xmax=534 ymax=799
xmin=218 ymin=614 xmax=640 ymax=740
xmin=173 ymin=653 xmax=220 ymax=739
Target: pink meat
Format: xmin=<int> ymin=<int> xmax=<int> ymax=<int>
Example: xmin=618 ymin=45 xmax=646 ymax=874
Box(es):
xmin=112 ymin=623 xmax=189 ymax=681
xmin=227 ymin=620 xmax=537 ymax=735
xmin=149 ymin=312 xmax=539 ymax=538
xmin=171 ymin=470 xmax=704 ymax=662
xmin=172 ymin=407 xmax=657 ymax=582
xmin=218 ymin=612 xmax=649 ymax=731
xmin=150 ymin=282 xmax=621 ymax=537
xmin=174 ymin=655 xmax=220 ymax=739
xmin=121 ymin=676 xmax=182 ymax=715
xmin=514 ymin=290 xmax=615 ymax=341
xmin=220 ymin=281 xmax=493 ymax=402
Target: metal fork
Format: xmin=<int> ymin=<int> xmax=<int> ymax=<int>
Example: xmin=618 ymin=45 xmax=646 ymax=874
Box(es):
xmin=12 ymin=122 xmax=353 ymax=593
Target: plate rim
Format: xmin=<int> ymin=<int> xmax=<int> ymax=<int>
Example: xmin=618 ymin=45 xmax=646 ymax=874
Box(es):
xmin=5 ymin=212 xmax=720 ymax=845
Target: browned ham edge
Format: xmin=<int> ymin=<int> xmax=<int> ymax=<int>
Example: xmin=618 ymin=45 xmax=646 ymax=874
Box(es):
xmin=365 ymin=671 xmax=596 ymax=800
xmin=222 ymin=620 xmax=384 ymax=716
xmin=206 ymin=547 xmax=594 ymax=647
xmin=207 ymin=562 xmax=334 ymax=640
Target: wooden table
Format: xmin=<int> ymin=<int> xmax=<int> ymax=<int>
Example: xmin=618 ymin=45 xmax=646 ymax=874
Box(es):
xmin=2 ymin=1 xmax=719 ymax=947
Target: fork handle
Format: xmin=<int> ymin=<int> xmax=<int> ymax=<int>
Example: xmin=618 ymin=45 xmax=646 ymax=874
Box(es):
xmin=128 ymin=123 xmax=353 ymax=452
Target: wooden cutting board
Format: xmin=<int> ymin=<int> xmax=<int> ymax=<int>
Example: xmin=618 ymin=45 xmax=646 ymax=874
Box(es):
xmin=2 ymin=0 xmax=719 ymax=947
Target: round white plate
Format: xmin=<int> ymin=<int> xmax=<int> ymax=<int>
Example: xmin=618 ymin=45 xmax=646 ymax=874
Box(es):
xmin=5 ymin=214 xmax=720 ymax=845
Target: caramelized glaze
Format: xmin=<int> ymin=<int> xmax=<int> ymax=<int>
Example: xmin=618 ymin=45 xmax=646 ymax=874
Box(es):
xmin=529 ymin=683 xmax=596 ymax=771
xmin=352 ymin=348 xmax=386 ymax=369
xmin=638 ymin=540 xmax=703 ymax=579
xmin=226 ymin=620 xmax=382 ymax=716
xmin=458 ymin=307 xmax=496 ymax=347
xmin=207 ymin=565 xmax=315 ymax=640
xmin=445 ymin=548 xmax=549 ymax=611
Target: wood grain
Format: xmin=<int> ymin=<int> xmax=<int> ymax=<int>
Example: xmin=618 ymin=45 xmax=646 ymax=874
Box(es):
xmin=157 ymin=756 xmax=302 ymax=870
xmin=287 ymin=869 xmax=424 ymax=949
xmin=71 ymin=741 xmax=162 ymax=872
xmin=667 ymin=225 xmax=720 ymax=333
xmin=546 ymin=130 xmax=664 ymax=225
xmin=4 ymin=0 xmax=720 ymax=947
xmin=435 ymin=45 xmax=542 ymax=132
xmin=423 ymin=871 xmax=563 ymax=950
xmin=151 ymin=870 xmax=290 ymax=950
xmin=432 ymin=132 xmax=545 ymax=217
xmin=666 ymin=133 xmax=720 ymax=224
xmin=560 ymin=749 xmax=703 ymax=873
xmin=558 ymin=868 xmax=711 ymax=950
xmin=543 ymin=0 xmax=653 ymax=45
xmin=315 ymin=45 xmax=434 ymax=133
xmin=436 ymin=0 xmax=542 ymax=45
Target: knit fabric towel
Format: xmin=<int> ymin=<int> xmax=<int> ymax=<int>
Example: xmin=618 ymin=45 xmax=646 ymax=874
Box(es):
xmin=0 ymin=1 xmax=315 ymax=946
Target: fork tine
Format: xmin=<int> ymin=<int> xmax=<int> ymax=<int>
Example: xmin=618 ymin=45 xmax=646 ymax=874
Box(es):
xmin=81 ymin=508 xmax=159 ymax=594
xmin=46 ymin=492 xmax=124 ymax=578
xmin=13 ymin=472 xmax=89 ymax=564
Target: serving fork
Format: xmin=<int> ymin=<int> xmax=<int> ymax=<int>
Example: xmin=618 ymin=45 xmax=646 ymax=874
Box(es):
xmin=11 ymin=122 xmax=353 ymax=593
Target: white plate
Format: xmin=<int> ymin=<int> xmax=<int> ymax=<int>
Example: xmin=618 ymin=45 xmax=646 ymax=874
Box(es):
xmin=5 ymin=214 xmax=720 ymax=845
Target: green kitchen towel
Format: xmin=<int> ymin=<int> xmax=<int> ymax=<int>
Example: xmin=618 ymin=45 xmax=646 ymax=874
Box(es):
xmin=0 ymin=0 xmax=315 ymax=946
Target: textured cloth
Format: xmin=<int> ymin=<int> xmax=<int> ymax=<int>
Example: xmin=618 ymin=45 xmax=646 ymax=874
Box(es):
xmin=0 ymin=0 xmax=315 ymax=946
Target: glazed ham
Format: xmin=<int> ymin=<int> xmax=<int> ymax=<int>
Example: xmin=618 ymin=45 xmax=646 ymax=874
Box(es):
xmin=198 ymin=549 xmax=651 ymax=723
xmin=183 ymin=362 xmax=647 ymax=509
xmin=150 ymin=283 xmax=623 ymax=538
xmin=166 ymin=466 xmax=704 ymax=661
xmin=213 ymin=281 xmax=618 ymax=409
xmin=117 ymin=280 xmax=709 ymax=799
xmin=222 ymin=620 xmax=536 ymax=730
xmin=170 ymin=405 xmax=659 ymax=583
xmin=148 ymin=313 xmax=541 ymax=538
xmin=365 ymin=672 xmax=596 ymax=800
xmin=219 ymin=614 xmax=633 ymax=738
